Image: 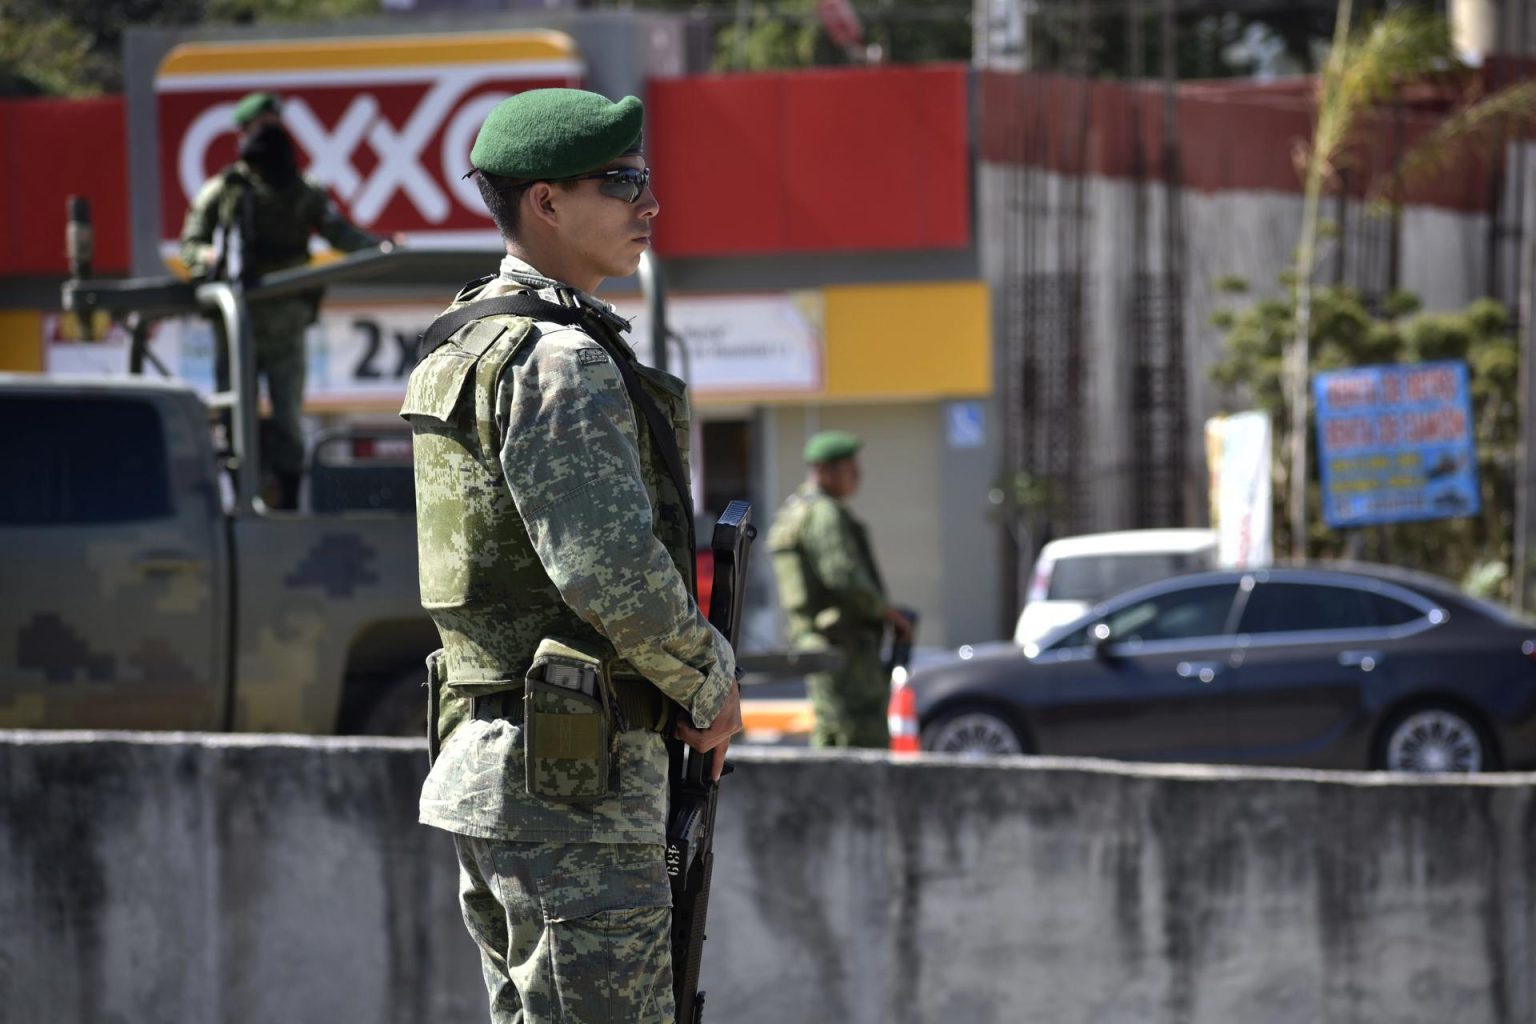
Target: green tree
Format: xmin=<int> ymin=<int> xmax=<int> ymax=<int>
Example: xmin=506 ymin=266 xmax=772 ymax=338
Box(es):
xmin=713 ymin=1 xmax=826 ymax=70
xmin=1211 ymin=280 xmax=1517 ymax=597
xmin=624 ymin=0 xmax=973 ymax=70
xmin=0 ymin=14 xmax=102 ymax=96
xmin=0 ymin=0 xmax=380 ymax=96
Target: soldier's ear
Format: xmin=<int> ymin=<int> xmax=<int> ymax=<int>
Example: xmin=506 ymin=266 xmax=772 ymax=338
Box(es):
xmin=525 ymin=182 xmax=559 ymax=225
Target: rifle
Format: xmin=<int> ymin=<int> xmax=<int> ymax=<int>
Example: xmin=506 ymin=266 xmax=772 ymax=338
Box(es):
xmin=667 ymin=499 xmax=755 ymax=1024
xmin=884 ymin=605 xmax=920 ymax=677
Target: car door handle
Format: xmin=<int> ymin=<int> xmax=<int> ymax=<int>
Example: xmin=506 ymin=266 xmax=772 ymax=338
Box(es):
xmin=135 ymin=553 xmax=202 ymax=576
xmin=1176 ymin=661 xmax=1223 ymax=683
xmin=1338 ymin=650 xmax=1384 ymax=671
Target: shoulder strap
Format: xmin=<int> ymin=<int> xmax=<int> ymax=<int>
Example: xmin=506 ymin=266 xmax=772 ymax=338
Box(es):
xmin=587 ymin=331 xmax=693 ymax=505
xmin=416 ymin=293 xmax=585 ymax=362
xmin=582 ymin=328 xmax=697 ymax=589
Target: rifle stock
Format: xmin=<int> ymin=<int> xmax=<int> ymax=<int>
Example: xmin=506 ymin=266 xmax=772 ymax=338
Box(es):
xmin=667 ymin=498 xmax=755 ymax=1024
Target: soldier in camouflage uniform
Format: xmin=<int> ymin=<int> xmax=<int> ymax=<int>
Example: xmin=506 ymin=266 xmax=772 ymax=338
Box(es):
xmin=180 ymin=91 xmax=382 ymax=509
xmin=768 ymin=431 xmax=913 ymax=748
xmin=400 ymin=89 xmax=742 ymax=1024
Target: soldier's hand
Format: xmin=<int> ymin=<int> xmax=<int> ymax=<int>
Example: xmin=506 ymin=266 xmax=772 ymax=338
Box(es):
xmin=883 ymin=606 xmax=915 ymax=641
xmin=674 ymin=678 xmax=743 ymax=781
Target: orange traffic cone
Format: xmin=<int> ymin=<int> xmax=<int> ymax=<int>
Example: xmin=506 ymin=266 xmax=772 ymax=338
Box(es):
xmin=888 ymin=672 xmax=920 ymax=754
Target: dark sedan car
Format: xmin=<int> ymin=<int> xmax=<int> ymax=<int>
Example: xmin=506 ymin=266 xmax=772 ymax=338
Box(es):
xmin=906 ymin=564 xmax=1536 ymax=772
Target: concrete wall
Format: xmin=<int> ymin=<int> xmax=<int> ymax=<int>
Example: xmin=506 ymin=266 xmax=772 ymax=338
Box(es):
xmin=3 ymin=733 xmax=1534 ymax=1024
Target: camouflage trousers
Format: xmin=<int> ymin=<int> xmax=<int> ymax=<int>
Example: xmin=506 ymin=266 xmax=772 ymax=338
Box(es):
xmin=808 ymin=634 xmax=888 ymax=749
xmin=213 ymin=297 xmax=311 ymax=476
xmin=453 ymin=835 xmax=675 ymax=1024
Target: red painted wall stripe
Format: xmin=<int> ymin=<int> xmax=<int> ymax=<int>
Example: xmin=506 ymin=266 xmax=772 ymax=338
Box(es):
xmin=650 ymin=65 xmax=971 ymax=256
xmin=980 ymin=69 xmax=1521 ymax=214
xmin=0 ymin=97 xmax=130 ymax=276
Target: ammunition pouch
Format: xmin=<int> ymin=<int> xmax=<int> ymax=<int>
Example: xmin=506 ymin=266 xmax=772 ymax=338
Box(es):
xmin=424 ymin=638 xmax=669 ymax=801
xmin=519 ymin=638 xmax=670 ymax=805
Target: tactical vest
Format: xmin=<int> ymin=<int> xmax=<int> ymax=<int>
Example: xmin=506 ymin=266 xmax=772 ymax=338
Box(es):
xmin=216 ymin=165 xmax=316 ymax=274
xmin=768 ymin=485 xmax=883 ymax=643
xmin=401 ymin=281 xmax=695 ymax=747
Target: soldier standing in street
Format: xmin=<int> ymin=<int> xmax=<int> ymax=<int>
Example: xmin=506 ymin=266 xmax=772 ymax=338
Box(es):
xmin=768 ymin=430 xmax=914 ymax=748
xmin=400 ymin=89 xmax=742 ymax=1023
xmin=179 ymin=91 xmax=384 ymax=509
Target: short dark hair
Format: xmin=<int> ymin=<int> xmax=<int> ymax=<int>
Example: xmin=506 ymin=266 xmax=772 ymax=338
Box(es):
xmin=475 ymin=170 xmax=580 ymax=240
xmin=474 ymin=169 xmax=529 ymax=238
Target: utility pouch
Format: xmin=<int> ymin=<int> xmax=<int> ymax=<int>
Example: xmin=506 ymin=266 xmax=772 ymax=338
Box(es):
xmin=524 ymin=637 xmax=615 ymax=803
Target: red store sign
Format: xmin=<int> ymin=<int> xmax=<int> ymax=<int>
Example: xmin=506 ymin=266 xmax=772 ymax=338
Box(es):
xmin=154 ymin=31 xmax=583 ymax=263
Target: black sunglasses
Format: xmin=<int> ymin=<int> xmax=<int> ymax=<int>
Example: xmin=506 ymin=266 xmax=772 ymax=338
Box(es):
xmin=548 ymin=167 xmax=652 ymax=204
xmin=476 ymin=166 xmax=652 ymax=204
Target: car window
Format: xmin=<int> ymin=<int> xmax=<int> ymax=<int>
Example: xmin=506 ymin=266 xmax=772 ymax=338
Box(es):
xmin=1046 ymin=550 xmax=1213 ymax=601
xmin=1237 ymin=582 xmax=1421 ymax=634
xmin=1367 ymin=592 xmax=1426 ymax=627
xmin=1046 ymin=583 xmax=1238 ymax=649
xmin=0 ymin=396 xmax=173 ymax=525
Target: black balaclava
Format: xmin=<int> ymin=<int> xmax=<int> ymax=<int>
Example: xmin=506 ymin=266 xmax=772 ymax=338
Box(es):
xmin=238 ymin=122 xmax=300 ymax=186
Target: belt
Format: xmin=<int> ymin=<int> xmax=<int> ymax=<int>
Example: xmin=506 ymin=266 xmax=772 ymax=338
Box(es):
xmin=472 ymin=675 xmax=669 ymax=733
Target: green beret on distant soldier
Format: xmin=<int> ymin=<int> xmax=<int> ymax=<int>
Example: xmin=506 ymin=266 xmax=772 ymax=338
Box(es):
xmin=804 ymin=430 xmax=863 ymax=465
xmin=232 ymin=91 xmax=282 ymax=127
xmin=469 ymin=88 xmax=645 ymax=181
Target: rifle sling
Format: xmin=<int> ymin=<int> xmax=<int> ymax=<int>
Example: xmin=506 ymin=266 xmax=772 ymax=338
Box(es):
xmin=416 ymin=293 xmax=585 ymax=362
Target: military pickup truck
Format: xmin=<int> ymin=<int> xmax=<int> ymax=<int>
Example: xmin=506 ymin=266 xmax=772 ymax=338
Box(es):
xmin=0 ymin=237 xmax=440 ymax=735
xmin=0 ymin=370 xmax=435 ymax=734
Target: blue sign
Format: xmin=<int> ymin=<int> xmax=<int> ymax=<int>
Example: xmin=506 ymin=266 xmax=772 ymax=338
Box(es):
xmin=1314 ymin=361 xmax=1480 ymax=528
xmin=946 ymin=401 xmax=986 ymax=449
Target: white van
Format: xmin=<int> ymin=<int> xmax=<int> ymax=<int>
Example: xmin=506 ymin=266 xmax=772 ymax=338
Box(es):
xmin=1014 ymin=528 xmax=1219 ymax=648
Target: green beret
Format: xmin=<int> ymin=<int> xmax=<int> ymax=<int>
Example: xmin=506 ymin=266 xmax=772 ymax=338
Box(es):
xmin=470 ymin=89 xmax=644 ymax=180
xmin=233 ymin=92 xmax=282 ymax=127
xmin=804 ymin=430 xmax=863 ymax=465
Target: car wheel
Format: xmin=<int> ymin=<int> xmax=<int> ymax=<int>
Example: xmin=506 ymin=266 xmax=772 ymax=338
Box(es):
xmin=923 ymin=705 xmax=1029 ymax=756
xmin=1376 ymin=706 xmax=1493 ymax=773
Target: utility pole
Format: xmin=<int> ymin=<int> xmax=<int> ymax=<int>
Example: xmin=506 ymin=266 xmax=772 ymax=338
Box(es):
xmin=1488 ymin=0 xmax=1536 ymax=609
xmin=1512 ymin=39 xmax=1534 ymax=609
xmin=1517 ymin=199 xmax=1535 ymax=610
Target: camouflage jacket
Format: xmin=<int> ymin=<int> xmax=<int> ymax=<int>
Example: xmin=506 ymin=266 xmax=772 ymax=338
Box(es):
xmin=767 ymin=482 xmax=887 ymax=645
xmin=178 ymin=161 xmax=379 ymax=280
xmin=401 ymin=257 xmax=734 ymax=843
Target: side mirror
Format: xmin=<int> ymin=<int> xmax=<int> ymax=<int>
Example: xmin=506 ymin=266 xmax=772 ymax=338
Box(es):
xmin=1089 ymin=622 xmax=1118 ymax=662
